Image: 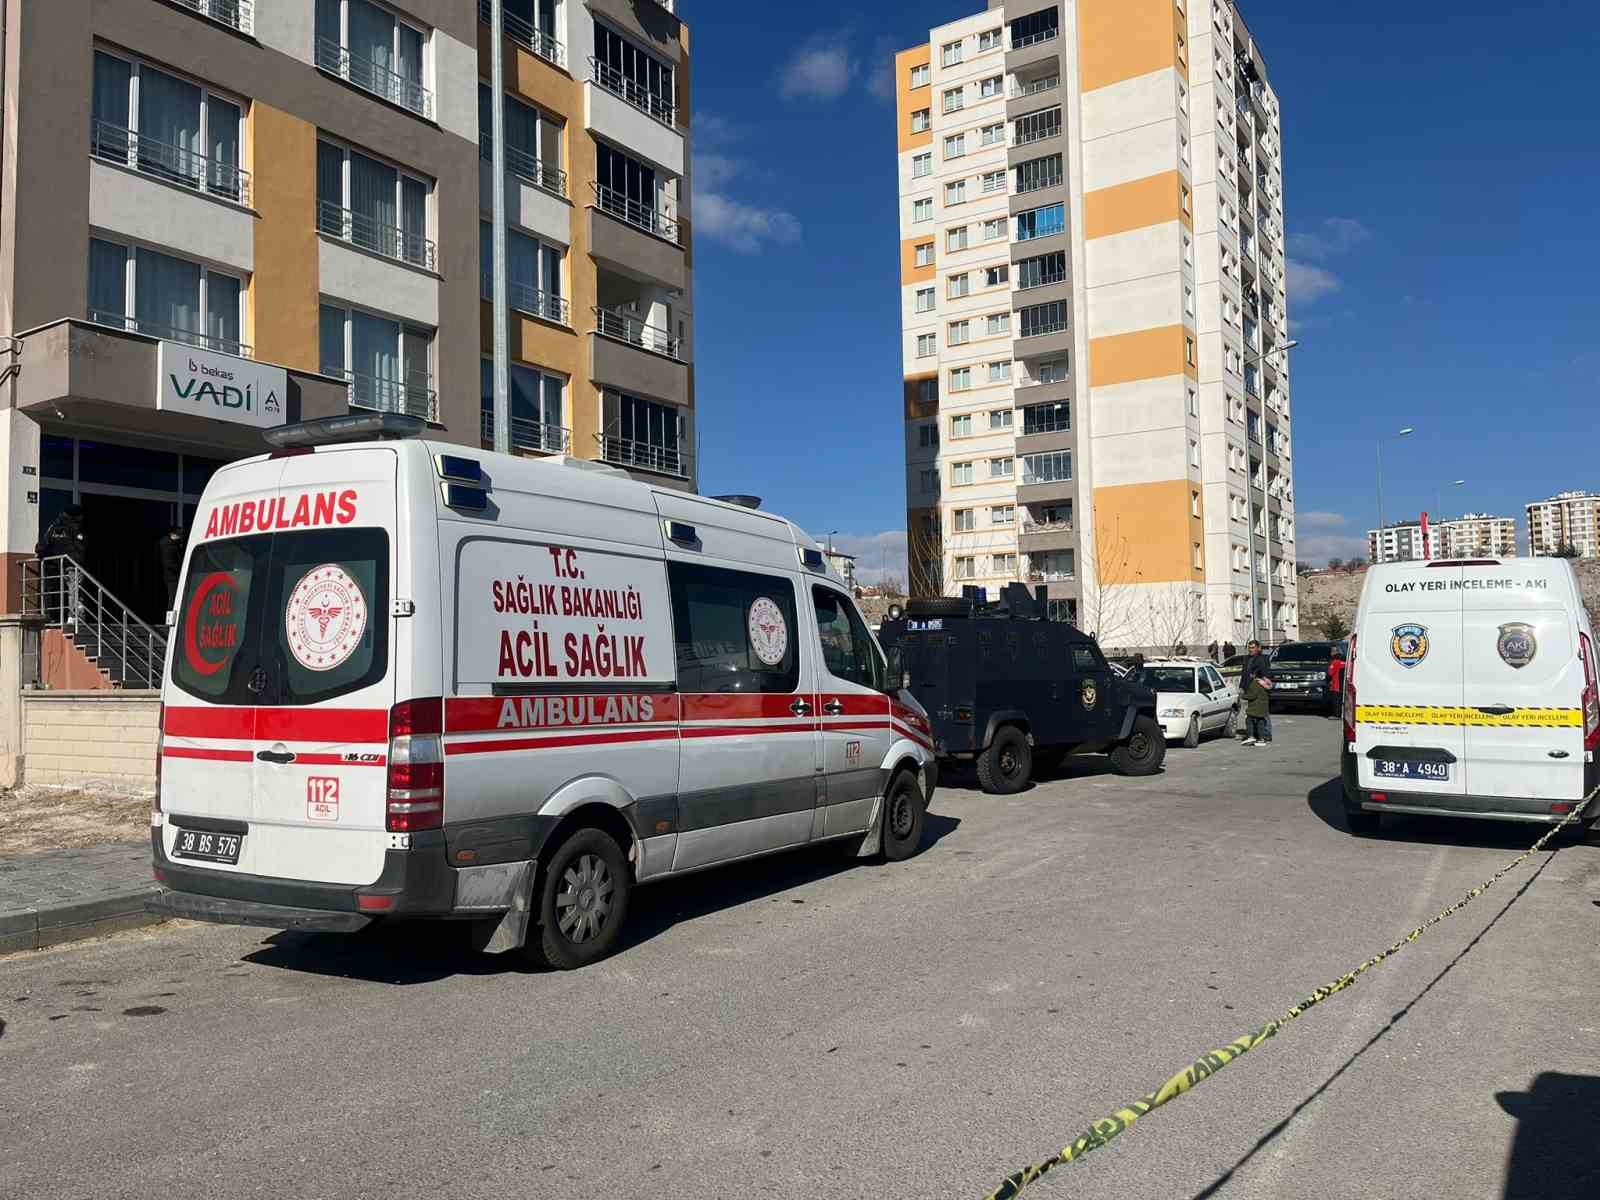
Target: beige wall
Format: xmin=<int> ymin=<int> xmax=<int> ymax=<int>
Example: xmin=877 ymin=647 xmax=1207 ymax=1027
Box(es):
xmin=22 ymin=691 xmax=160 ymax=791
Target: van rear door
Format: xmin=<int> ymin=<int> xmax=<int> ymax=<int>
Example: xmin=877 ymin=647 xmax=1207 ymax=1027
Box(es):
xmin=1354 ymin=565 xmax=1467 ymax=798
xmin=164 ymin=448 xmax=398 ymax=886
xmin=1460 ymin=566 xmax=1585 ymax=804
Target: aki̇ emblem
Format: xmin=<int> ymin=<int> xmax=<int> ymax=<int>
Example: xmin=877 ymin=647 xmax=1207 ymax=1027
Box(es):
xmin=1390 ymin=623 xmax=1429 ymax=669
xmin=1496 ymin=622 xmax=1537 ymax=669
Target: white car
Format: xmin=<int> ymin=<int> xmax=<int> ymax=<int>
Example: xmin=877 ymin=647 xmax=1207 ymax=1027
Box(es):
xmin=1137 ymin=660 xmax=1239 ymax=747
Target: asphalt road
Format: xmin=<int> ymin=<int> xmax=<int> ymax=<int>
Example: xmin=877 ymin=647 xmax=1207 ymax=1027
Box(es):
xmin=2 ymin=714 xmax=1598 ymax=1200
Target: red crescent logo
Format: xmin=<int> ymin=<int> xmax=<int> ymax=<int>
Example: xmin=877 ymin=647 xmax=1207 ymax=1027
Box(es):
xmin=183 ymin=572 xmax=239 ymax=678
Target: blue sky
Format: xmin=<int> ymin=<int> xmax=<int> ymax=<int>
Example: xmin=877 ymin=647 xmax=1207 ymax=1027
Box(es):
xmin=684 ymin=1 xmax=1599 ymax=576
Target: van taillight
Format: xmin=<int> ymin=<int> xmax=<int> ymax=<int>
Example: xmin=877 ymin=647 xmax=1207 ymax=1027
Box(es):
xmin=1580 ymin=634 xmax=1599 ymax=751
xmin=387 ymin=698 xmax=444 ymax=832
xmin=1342 ymin=634 xmax=1358 ymax=744
xmin=153 ymin=702 xmax=164 ymax=812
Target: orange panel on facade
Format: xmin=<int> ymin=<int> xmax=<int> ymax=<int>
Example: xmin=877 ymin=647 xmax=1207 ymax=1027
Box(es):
xmin=1078 ymin=0 xmax=1183 ymax=93
xmin=1093 ymin=480 xmax=1205 ymax=584
xmin=1089 ymin=325 xmax=1196 ymax=388
xmin=1083 ymin=171 xmax=1190 ymax=241
xmin=900 ymin=238 xmax=935 ymax=285
xmin=896 ymin=47 xmax=932 ymax=154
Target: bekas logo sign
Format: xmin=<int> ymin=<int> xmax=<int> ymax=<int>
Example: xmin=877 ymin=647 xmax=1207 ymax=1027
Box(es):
xmin=156 ymin=343 xmax=288 ymax=429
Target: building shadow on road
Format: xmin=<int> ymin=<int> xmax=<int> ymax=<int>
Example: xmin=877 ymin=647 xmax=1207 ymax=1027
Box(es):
xmin=1495 ymin=1072 xmax=1600 ymax=1199
xmin=244 ymin=814 xmax=961 ymax=985
xmin=1304 ymin=778 xmax=1565 ymax=852
xmin=1186 ymin=850 xmax=1555 ymax=1200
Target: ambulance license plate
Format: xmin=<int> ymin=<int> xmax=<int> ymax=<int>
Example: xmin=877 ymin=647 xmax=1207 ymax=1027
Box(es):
xmin=171 ymin=828 xmax=243 ymax=865
xmin=1373 ymin=759 xmax=1450 ymax=783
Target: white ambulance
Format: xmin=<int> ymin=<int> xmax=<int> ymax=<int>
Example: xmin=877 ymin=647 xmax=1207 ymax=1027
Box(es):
xmin=147 ymin=415 xmax=937 ymax=968
xmin=1341 ymin=557 xmax=1600 ymax=838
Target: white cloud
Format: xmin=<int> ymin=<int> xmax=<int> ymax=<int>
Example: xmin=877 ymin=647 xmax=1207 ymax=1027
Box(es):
xmin=695 ymin=193 xmax=802 ymax=254
xmin=820 ymin=530 xmax=908 ymax=587
xmin=1294 ymin=512 xmax=1369 ymax=565
xmin=780 ymin=38 xmax=855 ymax=100
xmin=1287 ymin=258 xmax=1341 ymax=304
xmin=1287 ymin=217 xmax=1371 ymax=260
xmin=693 ymin=151 xmax=739 ymax=190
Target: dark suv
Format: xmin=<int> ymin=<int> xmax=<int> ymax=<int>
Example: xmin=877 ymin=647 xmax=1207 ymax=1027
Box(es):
xmin=1266 ymin=641 xmax=1343 ymax=712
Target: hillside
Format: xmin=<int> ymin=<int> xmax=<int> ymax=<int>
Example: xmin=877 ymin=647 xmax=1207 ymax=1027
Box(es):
xmin=1296 ymin=559 xmax=1600 ymax=640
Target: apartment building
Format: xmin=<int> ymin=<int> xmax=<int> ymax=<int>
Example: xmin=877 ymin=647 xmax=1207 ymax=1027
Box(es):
xmin=1527 ymin=491 xmax=1600 ymax=558
xmin=1367 ymin=514 xmax=1518 ymax=563
xmin=0 ymin=0 xmax=693 ymax=631
xmin=897 ymin=0 xmax=1294 ymax=650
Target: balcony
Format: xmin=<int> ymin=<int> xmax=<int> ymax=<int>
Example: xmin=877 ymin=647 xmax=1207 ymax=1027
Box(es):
xmin=591 ymin=182 xmax=678 ymax=243
xmin=590 ymin=58 xmax=676 ymax=126
xmin=480 ymin=134 xmax=567 ymax=198
xmin=1008 ymin=74 xmax=1059 ymax=100
xmin=594 ymin=306 xmax=680 ymax=359
xmin=87 ymin=308 xmax=251 ymax=359
xmin=169 ymin=0 xmax=252 ymax=35
xmin=344 ymin=369 xmax=437 ymax=422
xmin=1027 ymin=568 xmax=1075 ymax=583
xmin=478 ymin=0 xmax=566 ymax=69
xmin=314 ymin=36 xmax=433 ymax=120
xmin=588 ymin=192 xmax=685 ymax=290
xmin=1019 ymin=521 xmax=1075 ymax=554
xmin=1012 ymin=117 xmax=1061 ymax=148
xmin=597 ymin=434 xmax=690 ymax=480
xmin=317 ymin=201 xmax=436 ymax=271
xmin=91 ymin=119 xmax=250 ymax=205
xmin=482 ymin=273 xmax=570 ymax=325
xmin=479 ymin=410 xmax=572 ymax=454
xmin=1006 ymin=22 xmax=1060 ymax=73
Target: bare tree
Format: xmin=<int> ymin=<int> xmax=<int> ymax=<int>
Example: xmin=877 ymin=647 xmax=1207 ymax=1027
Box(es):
xmin=1078 ymin=517 xmax=1140 ymax=649
xmin=908 ymin=515 xmax=945 ymax=598
xmin=878 ymin=575 xmax=906 ymax=599
xmin=1141 ymin=587 xmax=1209 ymax=656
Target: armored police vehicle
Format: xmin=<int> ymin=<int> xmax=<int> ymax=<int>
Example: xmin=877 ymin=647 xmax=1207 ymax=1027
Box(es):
xmin=877 ymin=586 xmax=1165 ymax=794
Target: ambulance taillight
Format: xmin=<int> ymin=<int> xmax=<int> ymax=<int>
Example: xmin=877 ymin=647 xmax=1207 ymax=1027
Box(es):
xmin=387 ymin=698 xmax=444 ymax=832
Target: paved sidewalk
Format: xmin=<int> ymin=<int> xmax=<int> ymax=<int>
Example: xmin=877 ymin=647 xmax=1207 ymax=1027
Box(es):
xmin=0 ymin=841 xmax=159 ymax=955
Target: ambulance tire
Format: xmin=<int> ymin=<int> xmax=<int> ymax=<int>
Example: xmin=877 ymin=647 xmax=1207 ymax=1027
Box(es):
xmin=880 ymin=769 xmax=927 ymax=862
xmin=525 ymin=827 xmax=632 ymax=970
xmin=976 ymin=726 xmax=1032 ymax=794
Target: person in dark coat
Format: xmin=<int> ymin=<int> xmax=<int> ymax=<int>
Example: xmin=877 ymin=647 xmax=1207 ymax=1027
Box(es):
xmin=36 ymin=505 xmax=87 ymax=624
xmin=1235 ymin=639 xmax=1272 ymax=739
xmin=157 ymin=525 xmax=186 ymax=613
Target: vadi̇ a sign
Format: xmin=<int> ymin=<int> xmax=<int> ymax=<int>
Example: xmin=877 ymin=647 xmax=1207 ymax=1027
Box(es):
xmin=157 ymin=343 xmax=287 ymax=429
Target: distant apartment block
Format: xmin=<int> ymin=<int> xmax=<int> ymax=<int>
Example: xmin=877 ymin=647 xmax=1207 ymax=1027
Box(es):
xmin=1526 ymin=491 xmax=1600 ymax=558
xmin=1367 ymin=514 xmax=1518 ymax=563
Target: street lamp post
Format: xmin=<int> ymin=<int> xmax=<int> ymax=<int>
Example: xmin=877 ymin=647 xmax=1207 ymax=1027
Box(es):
xmin=1375 ymin=426 xmax=1415 ymax=563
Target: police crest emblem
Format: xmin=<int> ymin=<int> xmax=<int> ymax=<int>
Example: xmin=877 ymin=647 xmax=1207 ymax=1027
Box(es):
xmin=1496 ymin=623 xmax=1537 ymax=669
xmin=1390 ymin=623 xmax=1429 ymax=669
xmin=1080 ymin=678 xmax=1098 ymax=710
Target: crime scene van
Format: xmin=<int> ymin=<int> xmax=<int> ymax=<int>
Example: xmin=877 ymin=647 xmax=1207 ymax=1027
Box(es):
xmin=147 ymin=414 xmax=937 ymax=969
xmin=1341 ymin=557 xmax=1600 ymax=839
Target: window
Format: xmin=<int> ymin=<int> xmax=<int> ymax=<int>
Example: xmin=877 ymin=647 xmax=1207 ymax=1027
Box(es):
xmin=947 ymin=226 xmax=970 ymax=252
xmin=916 ymin=333 xmax=937 ymax=357
xmin=1185 ymin=286 xmax=1195 ymax=316
xmin=949 ymin=322 xmax=971 ymax=347
xmin=988 ymin=360 xmax=1012 ymax=384
xmin=1016 ymin=251 xmax=1066 ymax=289
xmin=1015 ymin=203 xmax=1065 ymax=242
xmin=1036 ymin=502 xmax=1072 ymax=527
xmin=910 ymin=63 xmax=930 ymax=88
xmin=952 ymin=508 xmax=976 ymax=533
xmin=944 ymin=133 xmax=966 ymax=159
xmin=479 ymin=358 xmax=567 ymax=451
xmin=952 ymin=461 xmax=975 ymax=486
xmin=1014 ymin=106 xmax=1061 ymax=146
xmin=942 ymin=40 xmax=964 ymax=67
xmin=913 ymin=197 xmax=933 ymax=222
xmin=1180 ymin=135 xmax=1189 ymax=165
xmin=1021 ymin=401 xmax=1069 ymax=435
xmin=951 ymin=414 xmax=973 ymax=438
xmin=950 ymin=365 xmax=972 ymax=390
xmin=991 ymin=553 xmax=1018 ymax=576
xmin=948 ymin=273 xmax=971 ymax=299
xmin=668 ymin=564 xmax=800 ymax=694
xmin=1185 ymin=336 xmax=1197 ymax=366
xmin=990 ymin=409 xmax=1013 ymax=431
xmin=602 ymin=390 xmax=685 ymax=476
xmin=989 ymin=457 xmax=1014 ymax=479
xmin=945 ymin=180 xmax=968 ymax=205
xmin=982 ymin=217 xmax=1007 ymax=240
xmin=1022 ymin=451 xmax=1071 ymax=484
xmin=917 ymin=422 xmax=938 ymax=448
xmin=911 ymin=108 xmax=931 ymax=133
xmin=1191 ymin=490 xmax=1201 ymax=518
xmin=1009 ymin=8 xmax=1060 ymax=49
xmin=319 ymin=302 xmax=435 ymax=419
xmin=1036 ymin=359 xmax=1068 ymax=385
xmin=479 ymin=222 xmax=565 ymax=323
xmin=479 ymin=85 xmax=565 ymax=195
xmin=1014 ymin=154 xmax=1062 ymax=195
xmin=978 ymin=28 xmax=1003 ymax=52
xmin=981 ymin=121 xmax=1006 ymax=146
xmin=979 ymin=75 xmax=1003 ymax=99
xmin=915 ymin=286 xmax=936 ymax=313
xmin=912 ymin=152 xmax=932 ymax=179
xmin=991 ymin=504 xmax=1015 ymax=525
xmin=89 ymin=238 xmax=245 ymax=356
xmin=314 ymin=0 xmax=432 ymax=118
xmin=917 ymin=377 xmax=938 ymax=403
xmin=1190 ymin=438 xmax=1200 ymax=467
xmin=1181 ymin=183 xmax=1191 ymax=215
xmin=982 ymin=169 xmax=1007 ymax=194
xmin=985 ymin=312 xmax=1010 ymax=336
xmin=984 ymin=264 xmax=1010 ymax=287
xmin=943 ymin=87 xmax=965 ymax=114
xmin=920 ymin=468 xmax=939 ymax=492
xmin=1188 ymin=387 xmax=1199 ymax=418
xmin=954 ymin=556 xmax=976 ymax=581
xmin=914 ymin=241 xmax=935 ymax=267
xmin=1019 ymin=301 xmax=1067 ymax=338
xmin=317 ymin=138 xmax=434 ymax=268
xmin=593 ymin=20 xmax=674 ymax=123
xmin=91 ymin=49 xmax=246 ymax=203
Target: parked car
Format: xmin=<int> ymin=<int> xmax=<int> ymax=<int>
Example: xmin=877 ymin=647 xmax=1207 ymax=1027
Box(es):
xmin=1139 ymin=659 xmax=1240 ymax=746
xmin=1268 ymin=641 xmax=1343 ymax=712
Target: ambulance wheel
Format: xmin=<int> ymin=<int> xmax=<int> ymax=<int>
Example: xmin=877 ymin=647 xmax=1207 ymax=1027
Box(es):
xmin=880 ymin=769 xmax=927 ymax=862
xmin=1110 ymin=717 xmax=1166 ymax=776
xmin=527 ymin=828 xmax=632 ymax=970
xmin=1182 ymin=715 xmax=1201 ymax=749
xmin=976 ymin=726 xmax=1032 ymax=794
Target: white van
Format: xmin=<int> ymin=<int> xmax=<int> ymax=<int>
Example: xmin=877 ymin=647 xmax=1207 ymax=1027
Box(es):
xmin=147 ymin=416 xmax=937 ymax=968
xmin=1341 ymin=558 xmax=1600 ymax=838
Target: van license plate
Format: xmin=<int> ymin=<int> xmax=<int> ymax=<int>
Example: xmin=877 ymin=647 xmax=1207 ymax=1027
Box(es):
xmin=172 ymin=829 xmax=243 ymax=865
xmin=1374 ymin=760 xmax=1450 ymax=783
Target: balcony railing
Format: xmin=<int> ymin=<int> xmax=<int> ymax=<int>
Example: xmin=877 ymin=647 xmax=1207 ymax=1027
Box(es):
xmin=170 ymin=0 xmax=252 ymax=35
xmin=317 ymin=200 xmax=436 ymax=270
xmin=344 ymin=369 xmax=437 ymax=422
xmin=590 ymin=58 xmax=676 ymax=126
xmin=1010 ymin=26 xmax=1059 ymax=51
xmin=314 ymin=36 xmax=433 ymax=120
xmin=1017 ymin=264 xmax=1066 ymax=291
xmin=1015 ymin=168 xmax=1063 ymax=195
xmin=597 ymin=434 xmax=690 ymax=479
xmin=480 ymin=134 xmax=568 ymax=197
xmin=1021 ymin=520 xmax=1074 ymax=535
xmin=91 ymin=119 xmax=250 ymax=204
xmin=86 ymin=308 xmax=252 ymax=358
xmin=1021 ymin=417 xmax=1070 ymax=436
xmin=591 ymin=182 xmax=679 ymax=243
xmin=479 ymin=410 xmax=572 ymax=454
xmin=479 ymin=0 xmax=566 ymax=69
xmin=1019 ymin=316 xmax=1068 ymax=339
xmin=1009 ymin=75 xmax=1059 ymax=99
xmin=594 ymin=306 xmax=681 ymax=358
xmin=1013 ymin=119 xmax=1061 ymax=147
xmin=482 ymin=274 xmax=570 ymax=324
xmin=1027 ymin=569 xmax=1075 ymax=582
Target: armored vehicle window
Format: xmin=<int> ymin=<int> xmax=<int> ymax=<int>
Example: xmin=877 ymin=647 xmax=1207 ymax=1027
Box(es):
xmin=1070 ymin=645 xmax=1102 ymax=673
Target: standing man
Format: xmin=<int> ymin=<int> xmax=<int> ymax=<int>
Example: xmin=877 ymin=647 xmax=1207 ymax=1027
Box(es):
xmin=1326 ymin=644 xmax=1348 ymax=719
xmin=1236 ymin=639 xmax=1272 ymax=740
xmin=37 ymin=504 xmax=88 ymax=625
xmin=157 ymin=525 xmax=186 ymax=618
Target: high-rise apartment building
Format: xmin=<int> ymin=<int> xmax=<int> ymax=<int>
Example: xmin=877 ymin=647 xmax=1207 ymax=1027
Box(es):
xmin=897 ymin=0 xmax=1294 ymax=650
xmin=0 ymin=0 xmax=693 ymax=629
xmin=1527 ymin=491 xmax=1600 ymax=558
xmin=1368 ymin=514 xmax=1518 ymax=563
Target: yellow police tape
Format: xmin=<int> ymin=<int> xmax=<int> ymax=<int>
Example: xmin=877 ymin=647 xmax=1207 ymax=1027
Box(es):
xmin=1356 ymin=704 xmax=1582 ymax=728
xmin=982 ymin=793 xmax=1594 ymax=1200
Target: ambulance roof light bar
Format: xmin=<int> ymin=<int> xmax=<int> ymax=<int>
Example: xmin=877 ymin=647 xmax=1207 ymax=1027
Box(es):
xmin=263 ymin=413 xmax=426 ymax=449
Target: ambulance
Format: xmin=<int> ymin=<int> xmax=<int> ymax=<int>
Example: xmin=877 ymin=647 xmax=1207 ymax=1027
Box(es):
xmin=1341 ymin=557 xmax=1600 ymax=838
xmin=147 ymin=414 xmax=937 ymax=968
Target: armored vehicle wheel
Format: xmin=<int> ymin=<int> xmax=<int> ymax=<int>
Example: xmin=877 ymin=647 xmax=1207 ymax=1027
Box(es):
xmin=977 ymin=725 xmax=1032 ymax=794
xmin=1109 ymin=716 xmax=1166 ymax=777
